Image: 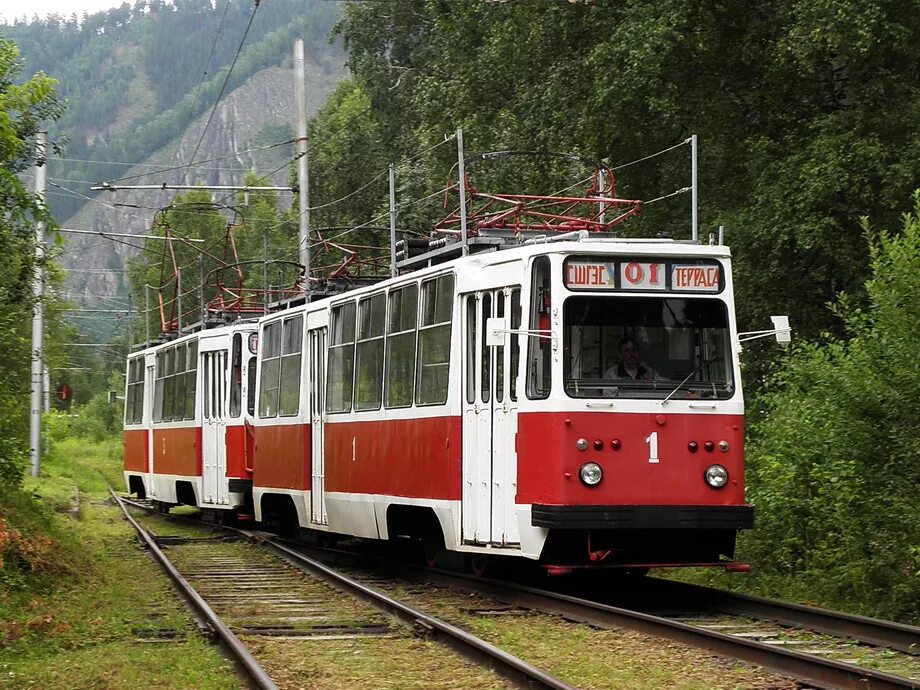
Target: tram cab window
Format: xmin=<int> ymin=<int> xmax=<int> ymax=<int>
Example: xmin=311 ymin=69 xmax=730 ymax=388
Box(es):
xmin=125 ymin=357 xmax=145 ymax=425
xmin=279 ymin=315 xmax=303 ymax=416
xmin=230 ymin=334 xmax=243 ymax=418
xmin=247 ymin=356 xmax=257 ymax=416
xmin=563 ymin=296 xmax=734 ymax=399
xmin=185 ymin=340 xmax=197 ymax=419
xmin=258 ymin=320 xmax=282 ymax=417
xmin=527 ymin=256 xmax=552 ymax=399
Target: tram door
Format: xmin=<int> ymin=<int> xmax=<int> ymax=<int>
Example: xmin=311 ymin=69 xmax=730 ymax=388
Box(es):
xmin=201 ymin=348 xmax=228 ymax=505
xmin=461 ymin=286 xmax=522 ymax=546
xmin=145 ymin=359 xmax=156 ymax=498
xmin=308 ymin=323 xmax=328 ymax=525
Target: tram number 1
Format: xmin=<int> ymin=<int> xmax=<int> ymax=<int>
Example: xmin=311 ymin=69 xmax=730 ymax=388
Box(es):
xmin=645 ymin=431 xmax=660 ymax=464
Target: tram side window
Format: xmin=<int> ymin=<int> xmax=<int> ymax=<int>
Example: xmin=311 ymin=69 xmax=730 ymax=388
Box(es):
xmin=354 ymin=293 xmax=385 ymax=411
xmin=417 ymin=274 xmax=454 ymax=405
xmin=385 ymin=284 xmax=418 ymax=408
xmin=163 ymin=347 xmax=176 ymax=421
xmin=125 ymin=357 xmax=144 ymax=425
xmin=172 ymin=343 xmax=188 ymax=421
xmin=326 ymin=301 xmax=356 ymax=413
xmin=258 ymin=321 xmax=282 ymax=417
xmin=527 ymin=256 xmax=552 ymax=399
xmin=279 ymin=315 xmax=303 ymax=416
xmin=185 ymin=340 xmax=198 ymax=420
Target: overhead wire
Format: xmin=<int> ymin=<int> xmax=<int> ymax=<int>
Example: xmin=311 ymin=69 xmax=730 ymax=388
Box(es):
xmin=179 ymin=0 xmax=262 ymax=187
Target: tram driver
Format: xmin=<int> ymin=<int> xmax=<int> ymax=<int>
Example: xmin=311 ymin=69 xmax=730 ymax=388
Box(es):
xmin=604 ymin=336 xmax=665 ymax=381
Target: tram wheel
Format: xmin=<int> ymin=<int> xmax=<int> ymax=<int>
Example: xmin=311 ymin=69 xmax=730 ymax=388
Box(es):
xmin=422 ymin=534 xmax=443 ymax=568
xmin=469 ymin=554 xmax=490 ymax=577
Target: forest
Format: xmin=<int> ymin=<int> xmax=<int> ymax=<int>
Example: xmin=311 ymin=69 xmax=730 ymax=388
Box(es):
xmin=1 ymin=0 xmax=918 ymax=624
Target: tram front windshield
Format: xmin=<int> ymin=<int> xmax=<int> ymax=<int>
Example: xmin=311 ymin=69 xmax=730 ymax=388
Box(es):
xmin=563 ymin=296 xmax=734 ymax=399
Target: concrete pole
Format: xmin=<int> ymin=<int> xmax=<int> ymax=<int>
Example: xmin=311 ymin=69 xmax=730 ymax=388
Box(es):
xmin=29 ymin=131 xmax=47 ymax=478
xmin=294 ymin=39 xmax=311 ymax=293
xmin=145 ymin=284 xmax=151 ymax=344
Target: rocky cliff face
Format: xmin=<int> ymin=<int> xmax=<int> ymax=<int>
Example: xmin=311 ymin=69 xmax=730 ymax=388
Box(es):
xmin=60 ymin=61 xmax=341 ymax=319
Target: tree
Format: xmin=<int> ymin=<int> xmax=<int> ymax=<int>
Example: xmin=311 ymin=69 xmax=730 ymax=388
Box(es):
xmin=0 ymin=36 xmax=64 ymax=485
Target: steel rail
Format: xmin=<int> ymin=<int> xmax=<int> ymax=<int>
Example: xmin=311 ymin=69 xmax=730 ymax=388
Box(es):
xmin=249 ymin=534 xmax=577 ymax=690
xmin=110 ymin=490 xmax=278 ymax=690
xmin=641 ymin=578 xmax=920 ymax=655
xmin=391 ymin=566 xmax=918 ymax=690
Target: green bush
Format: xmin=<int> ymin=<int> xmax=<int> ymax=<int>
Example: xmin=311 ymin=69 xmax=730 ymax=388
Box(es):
xmin=744 ymin=195 xmax=920 ymax=622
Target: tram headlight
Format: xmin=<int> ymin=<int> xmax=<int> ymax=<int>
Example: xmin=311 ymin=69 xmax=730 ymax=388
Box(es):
xmin=579 ymin=462 xmax=603 ymax=487
xmin=704 ymin=464 xmax=729 ymax=489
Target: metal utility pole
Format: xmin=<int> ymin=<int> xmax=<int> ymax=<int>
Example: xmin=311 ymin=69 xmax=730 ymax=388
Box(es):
xmin=294 ymin=39 xmax=311 ymax=292
xmin=389 ymin=163 xmax=397 ymax=278
xmin=691 ymin=134 xmax=698 ymax=242
xmin=457 ymin=128 xmax=469 ymax=256
xmin=30 ymin=131 xmax=47 ymax=478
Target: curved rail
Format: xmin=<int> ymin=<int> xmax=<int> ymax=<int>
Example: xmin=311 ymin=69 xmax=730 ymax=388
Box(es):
xmin=250 ymin=533 xmax=577 ymax=690
xmin=110 ymin=490 xmax=278 ymax=690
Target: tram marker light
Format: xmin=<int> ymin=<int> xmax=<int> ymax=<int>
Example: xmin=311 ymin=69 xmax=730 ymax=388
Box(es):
xmin=704 ymin=440 xmax=715 ymax=452
xmin=576 ymin=438 xmax=589 ymax=451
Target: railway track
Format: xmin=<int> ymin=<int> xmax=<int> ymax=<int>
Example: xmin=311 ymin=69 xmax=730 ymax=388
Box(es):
xmin=396 ymin=564 xmax=920 ymax=690
xmin=115 ymin=494 xmax=919 ymax=689
xmin=112 ymin=491 xmax=574 ymax=689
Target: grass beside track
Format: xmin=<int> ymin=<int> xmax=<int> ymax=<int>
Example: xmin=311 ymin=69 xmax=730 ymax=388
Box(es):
xmin=0 ymin=437 xmax=242 ymax=690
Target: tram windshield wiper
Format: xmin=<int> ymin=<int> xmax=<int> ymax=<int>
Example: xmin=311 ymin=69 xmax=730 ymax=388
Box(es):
xmin=660 ymin=353 xmax=721 ymax=406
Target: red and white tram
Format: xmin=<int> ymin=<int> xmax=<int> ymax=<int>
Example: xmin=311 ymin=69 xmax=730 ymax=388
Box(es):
xmin=247 ymin=236 xmax=752 ymax=572
xmin=123 ymin=322 xmax=259 ymax=512
xmin=123 ymin=153 xmax=767 ymax=572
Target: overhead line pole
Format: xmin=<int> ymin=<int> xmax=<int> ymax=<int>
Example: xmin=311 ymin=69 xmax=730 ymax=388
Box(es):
xmin=389 ymin=163 xmax=397 ymax=278
xmin=691 ymin=133 xmax=698 ymax=242
xmin=294 ymin=39 xmax=311 ymax=296
xmin=30 ymin=131 xmax=47 ymax=478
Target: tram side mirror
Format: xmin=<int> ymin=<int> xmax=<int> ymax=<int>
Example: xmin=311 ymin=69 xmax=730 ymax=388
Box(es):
xmin=771 ymin=315 xmax=791 ymax=345
xmin=486 ymin=317 xmax=509 ymax=347
xmin=738 ymin=315 xmax=792 ymax=346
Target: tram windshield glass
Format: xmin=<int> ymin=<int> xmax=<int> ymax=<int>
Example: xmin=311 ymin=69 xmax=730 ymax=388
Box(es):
xmin=563 ymin=296 xmax=734 ymax=399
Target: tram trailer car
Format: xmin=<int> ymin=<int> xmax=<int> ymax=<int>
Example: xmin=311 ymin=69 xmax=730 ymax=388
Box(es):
xmin=123 ymin=323 xmax=259 ymax=513
xmin=249 ymin=237 xmax=754 ymax=573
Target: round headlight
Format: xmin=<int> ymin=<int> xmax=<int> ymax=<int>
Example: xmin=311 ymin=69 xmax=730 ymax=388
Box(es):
xmin=580 ymin=462 xmax=603 ymax=486
xmin=705 ymin=464 xmax=729 ymax=488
